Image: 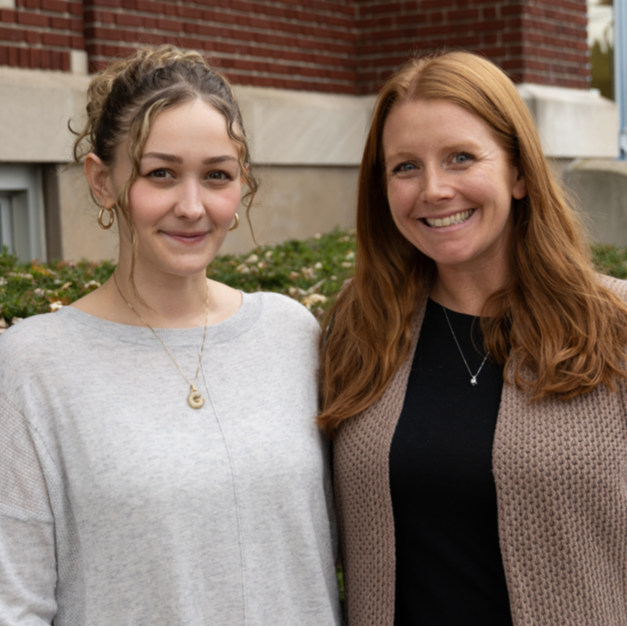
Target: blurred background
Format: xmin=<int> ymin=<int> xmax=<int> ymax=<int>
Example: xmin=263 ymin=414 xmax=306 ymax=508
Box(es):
xmin=0 ymin=0 xmax=620 ymax=262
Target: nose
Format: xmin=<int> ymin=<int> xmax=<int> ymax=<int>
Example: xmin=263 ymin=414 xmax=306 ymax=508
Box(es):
xmin=420 ymin=167 xmax=455 ymax=204
xmin=174 ymin=178 xmax=205 ymax=220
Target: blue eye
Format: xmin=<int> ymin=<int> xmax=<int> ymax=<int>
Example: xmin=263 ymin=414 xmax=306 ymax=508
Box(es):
xmin=452 ymin=153 xmax=473 ymax=164
xmin=393 ymin=162 xmax=416 ymax=173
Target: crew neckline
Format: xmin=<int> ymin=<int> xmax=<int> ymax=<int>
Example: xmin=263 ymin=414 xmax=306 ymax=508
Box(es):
xmin=54 ymin=291 xmax=262 ymax=347
xmin=429 ymin=297 xmax=483 ymax=320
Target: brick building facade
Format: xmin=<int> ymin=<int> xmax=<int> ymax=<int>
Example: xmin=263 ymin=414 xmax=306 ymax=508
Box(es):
xmin=1 ymin=1 xmax=589 ymax=93
xmin=0 ymin=1 xmax=616 ymax=263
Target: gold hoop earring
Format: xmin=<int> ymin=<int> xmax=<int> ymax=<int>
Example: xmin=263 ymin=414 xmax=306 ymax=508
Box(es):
xmin=228 ymin=213 xmax=239 ymax=232
xmin=98 ymin=206 xmax=115 ymax=230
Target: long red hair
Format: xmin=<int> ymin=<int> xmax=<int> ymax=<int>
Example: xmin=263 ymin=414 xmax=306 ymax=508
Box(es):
xmin=319 ymin=51 xmax=627 ymax=435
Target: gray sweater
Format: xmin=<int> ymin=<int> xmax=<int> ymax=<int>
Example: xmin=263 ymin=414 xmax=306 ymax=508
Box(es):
xmin=0 ymin=291 xmax=340 ymax=626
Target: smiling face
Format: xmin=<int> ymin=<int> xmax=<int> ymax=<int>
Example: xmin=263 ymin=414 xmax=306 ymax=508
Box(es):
xmin=102 ymin=98 xmax=243 ymax=281
xmin=382 ymin=99 xmax=527 ymax=280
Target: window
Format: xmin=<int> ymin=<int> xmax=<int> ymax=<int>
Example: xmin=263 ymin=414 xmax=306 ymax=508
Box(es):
xmin=0 ymin=165 xmax=46 ymax=262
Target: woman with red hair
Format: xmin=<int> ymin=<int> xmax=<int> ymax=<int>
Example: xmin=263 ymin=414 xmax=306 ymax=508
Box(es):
xmin=320 ymin=50 xmax=627 ymax=626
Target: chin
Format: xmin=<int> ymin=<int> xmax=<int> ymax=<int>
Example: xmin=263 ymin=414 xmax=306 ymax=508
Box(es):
xmin=156 ymin=259 xmax=212 ymax=278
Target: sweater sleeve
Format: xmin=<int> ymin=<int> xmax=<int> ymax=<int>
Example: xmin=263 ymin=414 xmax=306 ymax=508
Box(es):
xmin=0 ymin=395 xmax=57 ymax=626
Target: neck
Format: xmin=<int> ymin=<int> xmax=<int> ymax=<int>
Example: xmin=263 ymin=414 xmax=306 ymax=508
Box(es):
xmin=430 ymin=262 xmax=510 ymax=316
xmin=113 ymin=264 xmax=209 ymax=329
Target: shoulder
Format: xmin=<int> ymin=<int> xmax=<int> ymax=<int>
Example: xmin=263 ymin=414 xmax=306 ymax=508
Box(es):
xmin=0 ymin=312 xmax=77 ymax=404
xmin=246 ymin=291 xmax=321 ymax=335
xmin=597 ymin=274 xmax=627 ymax=301
xmin=0 ymin=310 xmax=69 ymax=357
xmin=240 ymin=292 xmax=321 ymax=361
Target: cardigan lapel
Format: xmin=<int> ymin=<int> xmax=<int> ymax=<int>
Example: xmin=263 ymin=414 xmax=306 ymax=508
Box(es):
xmin=336 ymin=292 xmax=428 ymax=626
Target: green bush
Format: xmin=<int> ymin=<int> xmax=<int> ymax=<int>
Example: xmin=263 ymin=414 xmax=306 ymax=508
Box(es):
xmin=0 ymin=228 xmax=356 ymax=326
xmin=1 ymin=233 xmax=626 ymax=330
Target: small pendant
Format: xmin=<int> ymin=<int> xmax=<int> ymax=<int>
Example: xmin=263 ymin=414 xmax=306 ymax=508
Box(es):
xmin=470 ymin=376 xmax=478 ymax=386
xmin=187 ymin=384 xmax=205 ymax=409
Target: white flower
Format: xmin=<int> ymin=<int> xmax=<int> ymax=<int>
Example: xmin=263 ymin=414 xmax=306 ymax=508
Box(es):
xmin=264 ymin=250 xmax=273 ymax=259
xmin=236 ymin=264 xmax=250 ymax=274
xmin=0 ymin=278 xmax=6 ymax=286
xmin=33 ymin=288 xmax=45 ymax=297
xmin=289 ymin=271 xmax=300 ymax=279
xmin=7 ymin=272 xmax=34 ymax=280
xmin=245 ymin=253 xmax=259 ymax=264
xmin=344 ymin=251 xmax=355 ymax=260
xmin=49 ymin=302 xmax=64 ymax=312
xmin=305 ymin=279 xmax=325 ymax=295
xmin=314 ymin=233 xmax=322 ymax=239
xmin=302 ymin=294 xmax=328 ymax=309
xmin=301 ymin=266 xmax=316 ymax=279
xmin=314 ymin=261 xmax=323 ymax=270
xmin=83 ymin=280 xmax=101 ymax=289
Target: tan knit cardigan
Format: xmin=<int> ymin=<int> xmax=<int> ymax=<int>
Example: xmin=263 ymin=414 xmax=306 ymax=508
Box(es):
xmin=334 ymin=281 xmax=627 ymax=626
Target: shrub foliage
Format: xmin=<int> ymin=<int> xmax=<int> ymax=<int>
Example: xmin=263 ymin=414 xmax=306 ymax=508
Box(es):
xmin=0 ymin=228 xmax=357 ymax=325
xmin=1 ymin=234 xmax=626 ymax=329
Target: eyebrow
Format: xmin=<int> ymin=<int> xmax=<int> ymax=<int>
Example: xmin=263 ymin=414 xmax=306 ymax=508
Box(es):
xmin=141 ymin=152 xmax=239 ymax=165
xmin=385 ymin=142 xmax=481 ymax=163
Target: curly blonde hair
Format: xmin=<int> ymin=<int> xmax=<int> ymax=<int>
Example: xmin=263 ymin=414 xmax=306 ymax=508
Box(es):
xmin=72 ymin=45 xmax=258 ymax=296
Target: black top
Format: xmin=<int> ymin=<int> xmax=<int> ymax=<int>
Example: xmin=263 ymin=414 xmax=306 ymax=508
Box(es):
xmin=389 ymin=299 xmax=512 ymax=626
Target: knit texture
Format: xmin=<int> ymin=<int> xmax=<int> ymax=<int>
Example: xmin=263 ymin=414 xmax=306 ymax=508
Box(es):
xmin=334 ymin=278 xmax=627 ymax=626
xmin=0 ymin=292 xmax=340 ymax=626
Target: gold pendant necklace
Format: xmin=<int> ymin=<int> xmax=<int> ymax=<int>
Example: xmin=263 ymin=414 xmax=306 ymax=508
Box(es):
xmin=113 ymin=272 xmax=209 ymax=409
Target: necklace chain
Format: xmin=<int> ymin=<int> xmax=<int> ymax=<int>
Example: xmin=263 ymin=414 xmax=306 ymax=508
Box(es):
xmin=113 ymin=271 xmax=209 ymax=408
xmin=442 ymin=305 xmax=489 ymax=387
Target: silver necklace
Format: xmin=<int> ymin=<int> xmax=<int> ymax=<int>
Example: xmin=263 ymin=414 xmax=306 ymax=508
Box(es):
xmin=113 ymin=271 xmax=209 ymax=409
xmin=442 ymin=305 xmax=489 ymax=386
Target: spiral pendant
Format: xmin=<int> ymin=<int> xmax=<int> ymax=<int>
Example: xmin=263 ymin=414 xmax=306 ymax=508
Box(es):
xmin=187 ymin=384 xmax=205 ymax=409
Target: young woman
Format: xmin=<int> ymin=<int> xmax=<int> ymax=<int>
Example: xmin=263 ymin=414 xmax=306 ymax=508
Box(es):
xmin=0 ymin=45 xmax=340 ymax=626
xmin=320 ymin=51 xmax=627 ymax=626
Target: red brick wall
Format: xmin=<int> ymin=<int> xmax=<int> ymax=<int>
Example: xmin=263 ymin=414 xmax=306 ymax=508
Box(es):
xmin=0 ymin=0 xmax=589 ymax=93
xmin=356 ymin=0 xmax=589 ymax=94
xmin=84 ymin=0 xmax=357 ymax=94
xmin=0 ymin=0 xmax=83 ymax=70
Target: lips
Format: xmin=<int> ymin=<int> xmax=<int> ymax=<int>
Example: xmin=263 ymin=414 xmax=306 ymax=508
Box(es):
xmin=424 ymin=209 xmax=474 ymax=228
xmin=162 ymin=230 xmax=208 ymax=244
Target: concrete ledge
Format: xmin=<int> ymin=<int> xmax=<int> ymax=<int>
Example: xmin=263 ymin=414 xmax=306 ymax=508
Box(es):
xmin=517 ymin=84 xmax=618 ymax=159
xmin=234 ymin=85 xmax=375 ymax=166
xmin=0 ymin=67 xmax=89 ymax=163
xmin=0 ymin=68 xmax=375 ymax=167
xmin=563 ymin=159 xmax=627 ymax=245
xmin=1 ymin=68 xmax=615 ymax=165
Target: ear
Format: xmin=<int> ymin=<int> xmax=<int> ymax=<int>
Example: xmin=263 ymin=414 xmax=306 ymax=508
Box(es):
xmin=512 ymin=169 xmax=527 ymax=200
xmin=85 ymin=153 xmax=116 ymax=208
